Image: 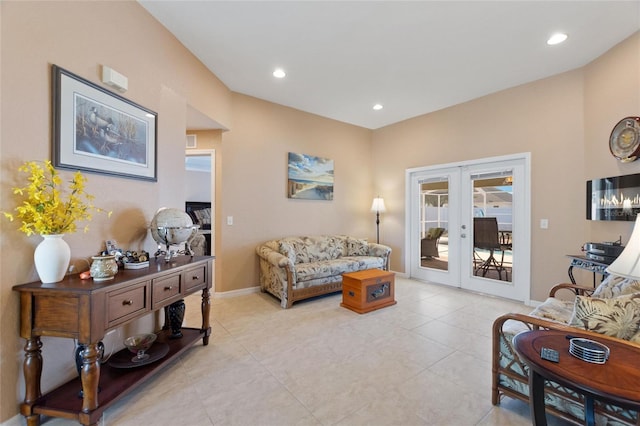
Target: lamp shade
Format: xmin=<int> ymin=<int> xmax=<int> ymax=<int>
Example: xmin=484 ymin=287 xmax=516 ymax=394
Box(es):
xmin=370 ymin=197 xmax=386 ymax=213
xmin=606 ymin=214 xmax=640 ymax=279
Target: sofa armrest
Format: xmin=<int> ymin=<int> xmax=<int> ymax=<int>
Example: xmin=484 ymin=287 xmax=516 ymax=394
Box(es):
xmin=549 ymin=282 xmax=596 ymax=298
xmin=367 ymin=242 xmax=392 ymax=269
xmin=256 ymin=244 xmax=293 ymax=269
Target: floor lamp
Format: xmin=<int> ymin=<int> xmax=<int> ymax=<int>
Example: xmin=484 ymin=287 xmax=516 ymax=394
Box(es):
xmin=370 ymin=197 xmax=386 ymax=244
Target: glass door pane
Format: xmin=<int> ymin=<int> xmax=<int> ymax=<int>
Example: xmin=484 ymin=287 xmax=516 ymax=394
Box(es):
xmin=410 ymin=168 xmax=460 ymax=287
xmin=420 ymin=180 xmax=449 ymax=271
xmin=471 ymin=173 xmax=513 ymax=282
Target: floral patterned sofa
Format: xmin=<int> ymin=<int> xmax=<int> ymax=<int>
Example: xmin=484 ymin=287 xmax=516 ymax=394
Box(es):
xmin=492 ymin=275 xmax=640 ymax=425
xmin=256 ymin=235 xmax=391 ymax=308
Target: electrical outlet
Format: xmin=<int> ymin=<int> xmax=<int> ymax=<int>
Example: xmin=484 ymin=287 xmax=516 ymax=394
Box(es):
xmin=540 ymin=219 xmax=549 ymax=229
xmin=227 ymin=216 xmax=233 ymax=225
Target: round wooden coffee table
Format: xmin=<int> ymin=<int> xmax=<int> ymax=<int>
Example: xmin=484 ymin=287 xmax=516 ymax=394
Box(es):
xmin=513 ymin=330 xmax=640 ymax=426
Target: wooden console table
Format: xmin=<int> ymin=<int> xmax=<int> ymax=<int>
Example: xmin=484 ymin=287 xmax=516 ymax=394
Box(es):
xmin=13 ymin=255 xmax=214 ymax=426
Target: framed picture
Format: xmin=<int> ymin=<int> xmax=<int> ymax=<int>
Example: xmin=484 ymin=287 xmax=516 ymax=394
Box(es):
xmin=287 ymin=152 xmax=334 ymax=200
xmin=52 ymin=65 xmax=157 ymax=181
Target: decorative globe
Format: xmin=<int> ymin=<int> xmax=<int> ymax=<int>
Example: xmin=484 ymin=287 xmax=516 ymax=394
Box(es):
xmin=149 ymin=208 xmax=197 ymax=247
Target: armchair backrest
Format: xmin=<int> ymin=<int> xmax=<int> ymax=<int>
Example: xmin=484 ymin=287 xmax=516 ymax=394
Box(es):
xmin=473 ymin=217 xmax=501 ymax=250
xmin=425 ymin=227 xmax=445 ymax=240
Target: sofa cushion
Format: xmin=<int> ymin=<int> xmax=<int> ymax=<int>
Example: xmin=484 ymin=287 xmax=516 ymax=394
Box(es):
xmin=592 ymin=274 xmax=640 ymax=299
xmin=296 ymin=259 xmax=361 ymax=282
xmin=569 ymin=293 xmax=640 ymax=340
xmin=341 ymin=256 xmax=385 ymax=271
xmin=347 ymin=237 xmax=369 ymax=256
xmin=529 ymin=297 xmax=574 ymax=324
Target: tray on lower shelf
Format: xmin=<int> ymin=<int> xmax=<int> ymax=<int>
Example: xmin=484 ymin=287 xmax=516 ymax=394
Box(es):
xmin=108 ymin=342 xmax=170 ymax=368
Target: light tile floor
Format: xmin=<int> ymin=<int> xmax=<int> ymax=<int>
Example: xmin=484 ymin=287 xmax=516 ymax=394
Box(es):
xmin=33 ymin=277 xmax=569 ymax=425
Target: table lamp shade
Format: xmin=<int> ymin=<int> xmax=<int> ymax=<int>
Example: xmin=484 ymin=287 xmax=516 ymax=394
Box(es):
xmin=606 ymin=214 xmax=640 ymax=279
xmin=371 ymin=197 xmax=386 ymax=213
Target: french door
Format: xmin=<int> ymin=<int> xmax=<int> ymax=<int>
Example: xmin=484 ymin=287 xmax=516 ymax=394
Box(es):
xmin=407 ymin=154 xmax=530 ymax=302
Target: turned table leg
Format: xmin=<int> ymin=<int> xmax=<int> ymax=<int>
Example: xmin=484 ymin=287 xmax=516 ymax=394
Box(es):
xmin=80 ymin=342 xmax=102 ymax=414
xmin=22 ymin=336 xmax=43 ymax=426
xmin=201 ymin=287 xmax=211 ymax=345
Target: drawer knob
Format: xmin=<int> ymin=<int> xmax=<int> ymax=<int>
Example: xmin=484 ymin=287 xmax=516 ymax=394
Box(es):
xmin=192 ymin=275 xmax=199 ymax=280
xmin=122 ymin=300 xmax=133 ymax=306
xmin=164 ymin=286 xmax=174 ymax=291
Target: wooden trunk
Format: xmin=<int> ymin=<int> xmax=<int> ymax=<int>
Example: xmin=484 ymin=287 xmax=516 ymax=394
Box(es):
xmin=341 ymin=269 xmax=396 ymax=314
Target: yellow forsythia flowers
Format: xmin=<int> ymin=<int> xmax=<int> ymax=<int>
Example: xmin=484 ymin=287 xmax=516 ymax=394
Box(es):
xmin=3 ymin=160 xmax=110 ymax=236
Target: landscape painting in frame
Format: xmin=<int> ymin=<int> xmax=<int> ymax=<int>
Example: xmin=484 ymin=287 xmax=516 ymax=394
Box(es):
xmin=52 ymin=65 xmax=157 ymax=181
xmin=287 ymin=152 xmax=334 ymax=200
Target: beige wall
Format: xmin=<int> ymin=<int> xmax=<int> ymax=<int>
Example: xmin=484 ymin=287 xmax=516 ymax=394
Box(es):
xmin=372 ymin=31 xmax=640 ymax=301
xmin=220 ymin=94 xmax=373 ymax=291
xmin=373 ymin=69 xmax=586 ymax=300
xmin=583 ymin=32 xmax=640 ymax=248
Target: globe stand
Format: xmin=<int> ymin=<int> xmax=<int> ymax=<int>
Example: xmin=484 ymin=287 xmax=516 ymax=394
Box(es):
xmin=155 ymin=225 xmax=199 ymax=262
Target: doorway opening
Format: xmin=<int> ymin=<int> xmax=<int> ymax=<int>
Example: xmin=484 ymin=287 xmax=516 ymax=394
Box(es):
xmin=185 ymin=149 xmax=215 ymax=257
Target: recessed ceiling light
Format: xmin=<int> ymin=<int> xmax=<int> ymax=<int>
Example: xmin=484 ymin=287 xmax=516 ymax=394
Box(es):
xmin=547 ymin=33 xmax=568 ymax=45
xmin=373 ymin=104 xmax=383 ymax=111
xmin=273 ymin=68 xmax=286 ymax=78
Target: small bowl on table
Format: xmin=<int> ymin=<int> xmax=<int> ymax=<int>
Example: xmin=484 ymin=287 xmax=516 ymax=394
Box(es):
xmin=124 ymin=333 xmax=157 ymax=363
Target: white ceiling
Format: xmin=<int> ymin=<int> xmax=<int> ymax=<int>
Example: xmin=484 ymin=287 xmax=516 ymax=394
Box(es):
xmin=139 ymin=1 xmax=640 ymax=130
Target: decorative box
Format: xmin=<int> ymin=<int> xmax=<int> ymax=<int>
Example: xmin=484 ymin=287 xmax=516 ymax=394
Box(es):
xmin=341 ymin=269 xmax=396 ymax=314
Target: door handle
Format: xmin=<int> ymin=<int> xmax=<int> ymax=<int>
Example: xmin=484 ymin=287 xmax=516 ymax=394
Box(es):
xmin=461 ymin=233 xmax=466 ymax=238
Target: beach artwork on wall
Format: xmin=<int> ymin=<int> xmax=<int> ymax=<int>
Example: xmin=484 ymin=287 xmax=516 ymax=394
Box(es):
xmin=287 ymin=152 xmax=334 ymax=200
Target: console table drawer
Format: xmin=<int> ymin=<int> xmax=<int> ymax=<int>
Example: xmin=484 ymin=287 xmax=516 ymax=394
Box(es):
xmin=152 ymin=274 xmax=181 ymax=308
xmin=183 ymin=265 xmax=206 ymax=291
xmin=106 ymin=281 xmax=149 ymax=327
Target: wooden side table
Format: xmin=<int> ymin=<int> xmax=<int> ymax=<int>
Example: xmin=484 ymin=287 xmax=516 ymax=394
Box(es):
xmin=341 ymin=269 xmax=396 ymax=314
xmin=513 ymin=330 xmax=640 ymax=426
xmin=566 ymin=255 xmax=610 ymax=287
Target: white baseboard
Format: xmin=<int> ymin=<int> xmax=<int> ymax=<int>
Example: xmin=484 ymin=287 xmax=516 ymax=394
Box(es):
xmin=213 ymin=271 xmax=403 ymax=299
xmin=214 ymin=285 xmax=260 ymax=299
xmin=390 ymin=270 xmax=407 ymax=278
xmin=528 ymin=299 xmax=544 ymax=307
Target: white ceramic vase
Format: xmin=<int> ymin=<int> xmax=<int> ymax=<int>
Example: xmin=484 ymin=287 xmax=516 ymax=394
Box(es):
xmin=34 ymin=234 xmax=71 ymax=283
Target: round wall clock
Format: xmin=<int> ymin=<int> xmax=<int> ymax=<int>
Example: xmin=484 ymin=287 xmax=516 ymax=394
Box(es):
xmin=610 ymin=116 xmax=640 ymax=162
